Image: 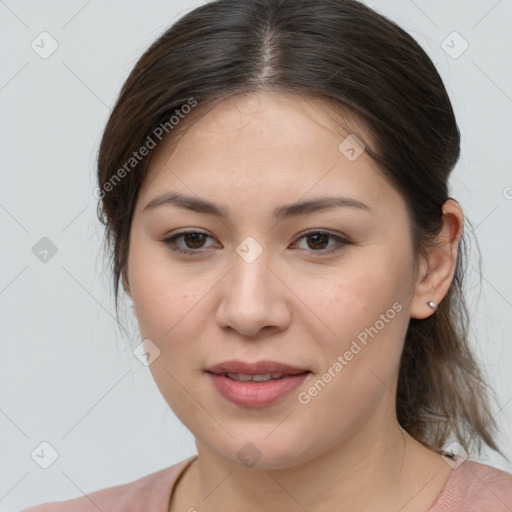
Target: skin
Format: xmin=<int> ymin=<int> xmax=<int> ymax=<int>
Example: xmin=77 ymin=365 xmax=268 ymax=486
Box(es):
xmin=126 ymin=91 xmax=464 ymax=511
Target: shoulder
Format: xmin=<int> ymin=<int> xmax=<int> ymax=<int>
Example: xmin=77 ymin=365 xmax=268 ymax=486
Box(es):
xmin=431 ymin=459 xmax=512 ymax=511
xmin=21 ymin=456 xmax=197 ymax=512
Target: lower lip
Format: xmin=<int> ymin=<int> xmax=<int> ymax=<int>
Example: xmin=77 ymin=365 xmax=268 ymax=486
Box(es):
xmin=207 ymin=372 xmax=310 ymax=407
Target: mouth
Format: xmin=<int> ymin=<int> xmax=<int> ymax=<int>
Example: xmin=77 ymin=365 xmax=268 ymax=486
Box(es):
xmin=212 ymin=372 xmax=308 ymax=382
xmin=205 ymin=360 xmax=311 ymax=407
xmin=205 ymin=359 xmax=310 ymax=376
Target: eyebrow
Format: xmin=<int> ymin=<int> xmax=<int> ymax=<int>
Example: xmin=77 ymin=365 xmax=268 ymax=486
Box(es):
xmin=142 ymin=191 xmax=370 ymax=220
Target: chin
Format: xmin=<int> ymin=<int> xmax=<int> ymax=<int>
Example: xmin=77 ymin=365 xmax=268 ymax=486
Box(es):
xmin=206 ymin=434 xmax=321 ymax=471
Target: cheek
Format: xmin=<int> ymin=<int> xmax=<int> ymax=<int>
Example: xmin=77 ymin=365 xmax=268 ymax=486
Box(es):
xmin=132 ymin=280 xmax=207 ymax=353
xmin=296 ymin=249 xmax=412 ymax=389
xmin=128 ymin=246 xmax=222 ymax=383
xmin=128 ymin=238 xmax=194 ymax=335
xmin=296 ymin=250 xmax=409 ymax=336
xmin=292 ymin=281 xmax=407 ymax=455
xmin=128 ymin=255 xmax=209 ymax=418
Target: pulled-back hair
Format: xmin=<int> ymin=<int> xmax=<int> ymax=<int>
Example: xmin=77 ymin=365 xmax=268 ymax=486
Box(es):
xmin=96 ymin=0 xmax=501 ymax=456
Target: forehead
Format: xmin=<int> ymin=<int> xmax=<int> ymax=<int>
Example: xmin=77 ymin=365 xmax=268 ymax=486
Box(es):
xmin=137 ymin=92 xmax=404 ymax=217
xmin=150 ymin=92 xmax=366 ymax=165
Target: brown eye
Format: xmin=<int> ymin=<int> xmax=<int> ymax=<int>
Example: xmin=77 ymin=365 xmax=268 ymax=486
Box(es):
xmin=162 ymin=230 xmax=350 ymax=256
xmin=293 ymin=230 xmax=351 ymax=254
xmin=182 ymin=233 xmax=207 ymax=249
xmin=306 ymin=233 xmax=330 ymax=250
xmin=161 ymin=231 xmax=218 ymax=255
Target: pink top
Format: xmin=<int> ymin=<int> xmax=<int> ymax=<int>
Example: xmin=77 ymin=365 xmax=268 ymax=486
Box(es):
xmin=21 ymin=455 xmax=512 ymax=511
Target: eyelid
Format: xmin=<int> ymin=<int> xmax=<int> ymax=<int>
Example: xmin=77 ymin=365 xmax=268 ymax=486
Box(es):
xmin=294 ymin=228 xmax=351 ymax=243
xmin=160 ymin=229 xmax=219 ymax=255
xmin=290 ymin=229 xmax=351 ymax=252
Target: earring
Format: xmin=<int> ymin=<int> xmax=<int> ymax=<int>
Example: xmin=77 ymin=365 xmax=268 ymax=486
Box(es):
xmin=427 ymin=301 xmax=437 ymax=310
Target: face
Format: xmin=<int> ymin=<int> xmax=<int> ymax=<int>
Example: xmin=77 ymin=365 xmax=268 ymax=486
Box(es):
xmin=127 ymin=92 xmax=420 ymax=469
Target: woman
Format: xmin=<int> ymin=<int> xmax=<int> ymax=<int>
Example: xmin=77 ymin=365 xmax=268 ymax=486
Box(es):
xmin=23 ymin=0 xmax=512 ymax=510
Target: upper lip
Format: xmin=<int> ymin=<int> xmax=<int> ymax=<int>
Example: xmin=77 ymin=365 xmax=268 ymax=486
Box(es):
xmin=205 ymin=360 xmax=310 ymax=375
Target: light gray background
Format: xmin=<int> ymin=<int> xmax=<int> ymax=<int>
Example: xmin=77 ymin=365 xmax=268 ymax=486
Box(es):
xmin=1 ymin=0 xmax=511 ymax=510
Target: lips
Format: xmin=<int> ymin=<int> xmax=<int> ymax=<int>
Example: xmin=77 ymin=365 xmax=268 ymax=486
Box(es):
xmin=222 ymin=372 xmax=289 ymax=382
xmin=205 ymin=359 xmax=309 ymax=376
xmin=205 ymin=360 xmax=311 ymax=407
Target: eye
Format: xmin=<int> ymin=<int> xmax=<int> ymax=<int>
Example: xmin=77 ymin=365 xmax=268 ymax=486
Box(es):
xmin=161 ymin=230 xmax=219 ymax=255
xmin=291 ymin=230 xmax=351 ymax=254
xmin=161 ymin=229 xmax=350 ymax=256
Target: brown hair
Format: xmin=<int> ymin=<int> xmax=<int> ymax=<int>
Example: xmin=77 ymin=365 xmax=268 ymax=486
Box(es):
xmin=96 ymin=0 xmax=501 ymax=456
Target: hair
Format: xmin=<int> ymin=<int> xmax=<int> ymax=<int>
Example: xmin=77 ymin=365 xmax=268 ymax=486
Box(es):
xmin=96 ymin=0 xmax=502 ymax=457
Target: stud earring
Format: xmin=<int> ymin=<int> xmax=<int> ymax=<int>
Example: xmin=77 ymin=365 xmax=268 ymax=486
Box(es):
xmin=427 ymin=301 xmax=437 ymax=310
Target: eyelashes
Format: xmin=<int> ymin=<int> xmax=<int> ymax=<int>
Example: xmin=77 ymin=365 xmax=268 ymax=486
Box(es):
xmin=162 ymin=231 xmax=215 ymax=255
xmin=160 ymin=229 xmax=352 ymax=256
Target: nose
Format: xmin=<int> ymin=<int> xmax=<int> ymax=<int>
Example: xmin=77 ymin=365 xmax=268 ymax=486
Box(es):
xmin=215 ymin=250 xmax=292 ymax=338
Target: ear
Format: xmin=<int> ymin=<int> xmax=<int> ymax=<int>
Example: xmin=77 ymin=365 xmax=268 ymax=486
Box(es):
xmin=410 ymin=199 xmax=464 ymax=319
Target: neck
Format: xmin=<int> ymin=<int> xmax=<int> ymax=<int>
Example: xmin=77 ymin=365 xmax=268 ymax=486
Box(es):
xmin=181 ymin=410 xmax=451 ymax=512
